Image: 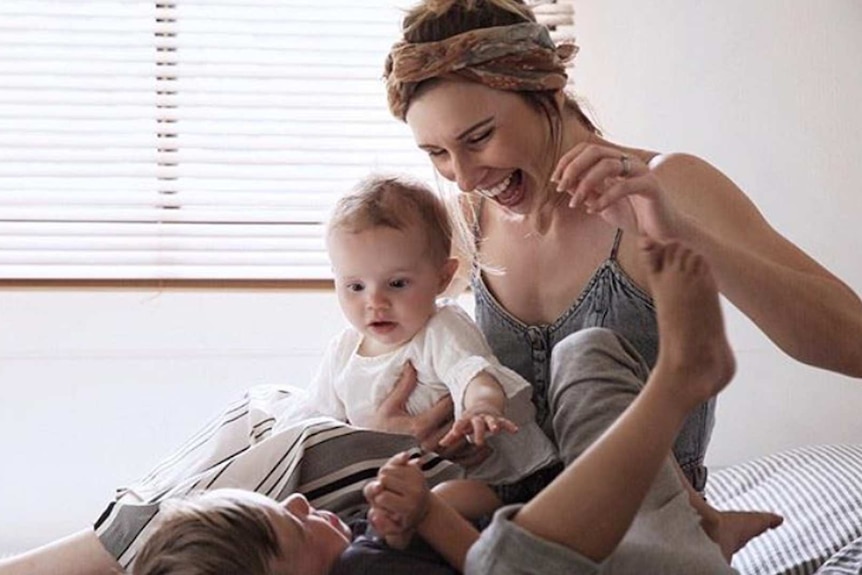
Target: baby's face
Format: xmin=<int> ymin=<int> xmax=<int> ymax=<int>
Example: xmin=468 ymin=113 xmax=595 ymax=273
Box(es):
xmin=328 ymin=225 xmax=453 ymax=355
xmin=240 ymin=491 xmax=352 ymax=575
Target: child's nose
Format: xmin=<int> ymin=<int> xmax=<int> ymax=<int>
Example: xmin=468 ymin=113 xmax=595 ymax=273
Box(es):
xmin=283 ymin=493 xmax=310 ymax=517
xmin=366 ymin=289 xmax=390 ymax=309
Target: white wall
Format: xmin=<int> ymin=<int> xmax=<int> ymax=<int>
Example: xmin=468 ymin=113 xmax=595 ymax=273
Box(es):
xmin=2 ymin=0 xmax=861 ymax=556
xmin=571 ymin=0 xmax=862 ymax=464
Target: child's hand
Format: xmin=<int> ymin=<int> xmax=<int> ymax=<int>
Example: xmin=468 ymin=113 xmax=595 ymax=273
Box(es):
xmin=363 ymin=451 xmax=431 ymax=548
xmin=439 ymin=404 xmax=518 ymax=447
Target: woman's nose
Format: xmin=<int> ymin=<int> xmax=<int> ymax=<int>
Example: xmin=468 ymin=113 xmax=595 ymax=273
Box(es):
xmin=452 ymin=154 xmax=482 ymax=192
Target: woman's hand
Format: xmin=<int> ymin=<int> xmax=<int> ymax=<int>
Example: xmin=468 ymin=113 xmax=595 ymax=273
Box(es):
xmin=368 ymin=362 xmax=454 ymax=452
xmin=553 ymin=142 xmax=681 ymax=241
xmin=370 ymin=363 xmax=492 ymax=467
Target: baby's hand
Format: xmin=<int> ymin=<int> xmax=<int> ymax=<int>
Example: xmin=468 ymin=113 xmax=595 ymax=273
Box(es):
xmin=363 ymin=451 xmax=430 ymax=548
xmin=439 ymin=405 xmax=518 ymax=447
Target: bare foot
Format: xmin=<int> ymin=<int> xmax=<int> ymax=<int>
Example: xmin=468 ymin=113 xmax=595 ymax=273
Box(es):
xmin=641 ymin=239 xmax=736 ymax=406
xmin=701 ymin=507 xmax=784 ymax=561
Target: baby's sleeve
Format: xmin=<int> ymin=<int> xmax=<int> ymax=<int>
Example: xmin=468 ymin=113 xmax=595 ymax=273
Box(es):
xmin=308 ymin=333 xmax=349 ymax=421
xmin=426 ymin=303 xmax=528 ymax=413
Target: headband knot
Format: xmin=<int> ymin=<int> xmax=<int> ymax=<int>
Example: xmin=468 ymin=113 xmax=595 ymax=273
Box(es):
xmin=385 ymin=22 xmax=577 ymax=120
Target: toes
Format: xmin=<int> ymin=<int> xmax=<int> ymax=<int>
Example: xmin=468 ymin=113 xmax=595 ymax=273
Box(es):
xmin=639 ymin=236 xmax=665 ymax=273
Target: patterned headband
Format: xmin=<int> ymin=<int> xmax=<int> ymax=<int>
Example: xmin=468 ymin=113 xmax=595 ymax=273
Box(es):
xmin=385 ymin=22 xmax=577 ymax=120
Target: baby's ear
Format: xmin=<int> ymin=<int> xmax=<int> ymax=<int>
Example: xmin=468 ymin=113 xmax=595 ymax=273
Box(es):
xmin=438 ymin=257 xmax=459 ymax=293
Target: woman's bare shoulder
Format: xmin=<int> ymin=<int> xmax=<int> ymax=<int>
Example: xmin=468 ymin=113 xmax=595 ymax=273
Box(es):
xmin=648 ymin=151 xmax=717 ymax=176
xmin=648 ymin=152 xmax=752 ymax=207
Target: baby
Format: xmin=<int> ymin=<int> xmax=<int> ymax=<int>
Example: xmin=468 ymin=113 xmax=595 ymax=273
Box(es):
xmin=310 ymin=173 xmax=560 ymax=509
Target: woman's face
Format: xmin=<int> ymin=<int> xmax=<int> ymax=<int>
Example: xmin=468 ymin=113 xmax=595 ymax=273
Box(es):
xmin=405 ymin=79 xmax=555 ymax=216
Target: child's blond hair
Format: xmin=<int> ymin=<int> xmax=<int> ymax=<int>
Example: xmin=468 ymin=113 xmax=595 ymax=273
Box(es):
xmin=133 ymin=491 xmax=283 ymax=575
xmin=328 ymin=174 xmax=454 ymax=265
xmin=328 ymin=173 xmax=478 ymax=296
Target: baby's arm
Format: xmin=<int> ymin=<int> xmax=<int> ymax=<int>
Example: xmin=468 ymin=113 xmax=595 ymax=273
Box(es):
xmin=440 ymin=372 xmax=518 ymax=447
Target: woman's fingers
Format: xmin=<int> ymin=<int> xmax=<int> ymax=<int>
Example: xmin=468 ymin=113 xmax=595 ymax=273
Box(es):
xmin=554 ymin=143 xmax=649 ymax=209
xmin=381 ymin=362 xmax=419 ymax=412
xmin=372 ymin=363 xmax=456 ymax=444
xmin=415 ymin=394 xmax=455 ymax=435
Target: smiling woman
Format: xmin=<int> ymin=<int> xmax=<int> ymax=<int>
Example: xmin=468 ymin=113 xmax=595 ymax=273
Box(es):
xmin=1 ymin=1 xmax=862 ymax=575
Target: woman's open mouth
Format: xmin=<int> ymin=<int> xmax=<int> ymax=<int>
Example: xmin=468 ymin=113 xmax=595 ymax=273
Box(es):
xmin=476 ymin=170 xmax=525 ymax=208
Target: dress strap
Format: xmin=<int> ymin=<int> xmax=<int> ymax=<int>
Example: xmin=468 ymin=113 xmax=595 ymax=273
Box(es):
xmin=609 ymin=228 xmax=624 ymax=260
xmin=468 ymin=196 xmax=485 ymax=275
xmin=471 ymin=195 xmax=485 ymax=245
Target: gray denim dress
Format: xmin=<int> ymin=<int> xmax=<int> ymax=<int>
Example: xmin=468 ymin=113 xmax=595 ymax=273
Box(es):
xmin=472 ymin=227 xmax=715 ymax=491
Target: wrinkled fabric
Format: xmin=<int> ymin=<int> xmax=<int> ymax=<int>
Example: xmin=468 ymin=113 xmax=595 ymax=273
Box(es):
xmin=385 ymin=22 xmax=577 ymax=120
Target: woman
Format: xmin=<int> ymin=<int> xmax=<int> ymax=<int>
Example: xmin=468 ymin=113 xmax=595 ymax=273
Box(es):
xmin=2 ymin=1 xmax=858 ymax=573
xmin=369 ymin=0 xmax=862 ymax=567
xmin=374 ymin=0 xmax=862 ymax=476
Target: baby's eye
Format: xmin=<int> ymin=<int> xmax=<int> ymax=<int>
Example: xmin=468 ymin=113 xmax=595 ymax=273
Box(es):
xmin=389 ymin=278 xmax=409 ymax=289
xmin=346 ymin=282 xmax=364 ymax=292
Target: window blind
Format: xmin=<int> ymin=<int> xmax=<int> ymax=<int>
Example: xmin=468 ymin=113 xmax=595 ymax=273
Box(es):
xmin=0 ymin=0 xmax=574 ymax=282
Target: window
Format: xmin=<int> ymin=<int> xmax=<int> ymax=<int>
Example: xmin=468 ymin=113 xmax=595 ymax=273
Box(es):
xmin=0 ymin=0 xmax=573 ymax=282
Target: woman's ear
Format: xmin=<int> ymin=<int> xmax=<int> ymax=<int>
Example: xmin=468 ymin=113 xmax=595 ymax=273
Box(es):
xmin=438 ymin=257 xmax=460 ymax=294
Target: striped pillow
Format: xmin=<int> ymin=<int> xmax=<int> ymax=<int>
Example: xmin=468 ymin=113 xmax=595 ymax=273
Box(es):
xmin=706 ymin=444 xmax=862 ymax=575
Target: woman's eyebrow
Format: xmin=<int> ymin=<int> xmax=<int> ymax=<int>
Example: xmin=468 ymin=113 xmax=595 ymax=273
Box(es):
xmin=456 ymin=116 xmax=494 ymax=141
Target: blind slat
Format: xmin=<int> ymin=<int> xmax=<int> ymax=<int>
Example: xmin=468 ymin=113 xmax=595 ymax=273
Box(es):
xmin=0 ymin=0 xmax=573 ymax=280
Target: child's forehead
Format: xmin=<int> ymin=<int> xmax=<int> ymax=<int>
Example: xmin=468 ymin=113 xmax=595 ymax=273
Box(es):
xmin=332 ymin=224 xmax=427 ymax=252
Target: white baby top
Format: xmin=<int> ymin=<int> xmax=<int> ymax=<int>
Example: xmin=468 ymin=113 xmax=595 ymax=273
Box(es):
xmin=310 ymin=300 xmax=558 ymax=485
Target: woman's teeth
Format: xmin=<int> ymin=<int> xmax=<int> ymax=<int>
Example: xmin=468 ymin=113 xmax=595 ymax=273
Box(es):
xmin=477 ymin=172 xmax=514 ymax=198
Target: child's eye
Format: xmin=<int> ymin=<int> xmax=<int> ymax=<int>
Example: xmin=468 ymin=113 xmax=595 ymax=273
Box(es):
xmin=389 ymin=278 xmax=409 ymax=289
xmin=346 ymin=283 xmax=364 ymax=292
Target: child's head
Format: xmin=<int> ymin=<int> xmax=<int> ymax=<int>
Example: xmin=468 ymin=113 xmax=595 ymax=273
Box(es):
xmin=134 ymin=490 xmax=351 ymax=575
xmin=327 ymin=174 xmax=459 ymax=354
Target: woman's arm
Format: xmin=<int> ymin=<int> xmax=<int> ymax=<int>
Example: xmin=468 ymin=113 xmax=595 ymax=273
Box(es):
xmin=0 ymin=529 xmax=121 ymax=575
xmin=556 ymin=143 xmax=862 ymax=377
xmin=658 ymin=153 xmax=862 ymax=376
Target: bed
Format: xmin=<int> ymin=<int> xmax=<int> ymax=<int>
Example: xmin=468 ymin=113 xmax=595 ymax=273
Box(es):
xmin=98 ymin=385 xmax=862 ymax=574
xmin=706 ymin=443 xmax=862 ymax=575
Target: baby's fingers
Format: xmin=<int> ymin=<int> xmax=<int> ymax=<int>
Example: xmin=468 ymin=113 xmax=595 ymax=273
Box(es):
xmin=492 ymin=416 xmax=519 ymax=434
xmin=439 ymin=418 xmax=472 ymax=447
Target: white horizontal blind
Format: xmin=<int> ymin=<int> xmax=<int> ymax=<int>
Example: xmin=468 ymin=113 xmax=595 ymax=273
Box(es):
xmin=0 ymin=0 xmax=573 ymax=281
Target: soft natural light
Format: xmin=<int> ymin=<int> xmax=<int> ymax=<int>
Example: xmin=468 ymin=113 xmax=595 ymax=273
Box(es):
xmin=0 ymin=0 xmax=570 ymax=280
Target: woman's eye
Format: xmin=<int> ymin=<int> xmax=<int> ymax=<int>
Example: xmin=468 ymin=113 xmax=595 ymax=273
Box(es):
xmin=427 ymin=148 xmax=446 ymax=158
xmin=467 ymin=128 xmax=493 ymax=145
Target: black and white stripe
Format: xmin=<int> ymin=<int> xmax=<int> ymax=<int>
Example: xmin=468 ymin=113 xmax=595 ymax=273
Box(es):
xmin=707 ymin=444 xmax=862 ymax=575
xmin=94 ymin=385 xmax=462 ymax=572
